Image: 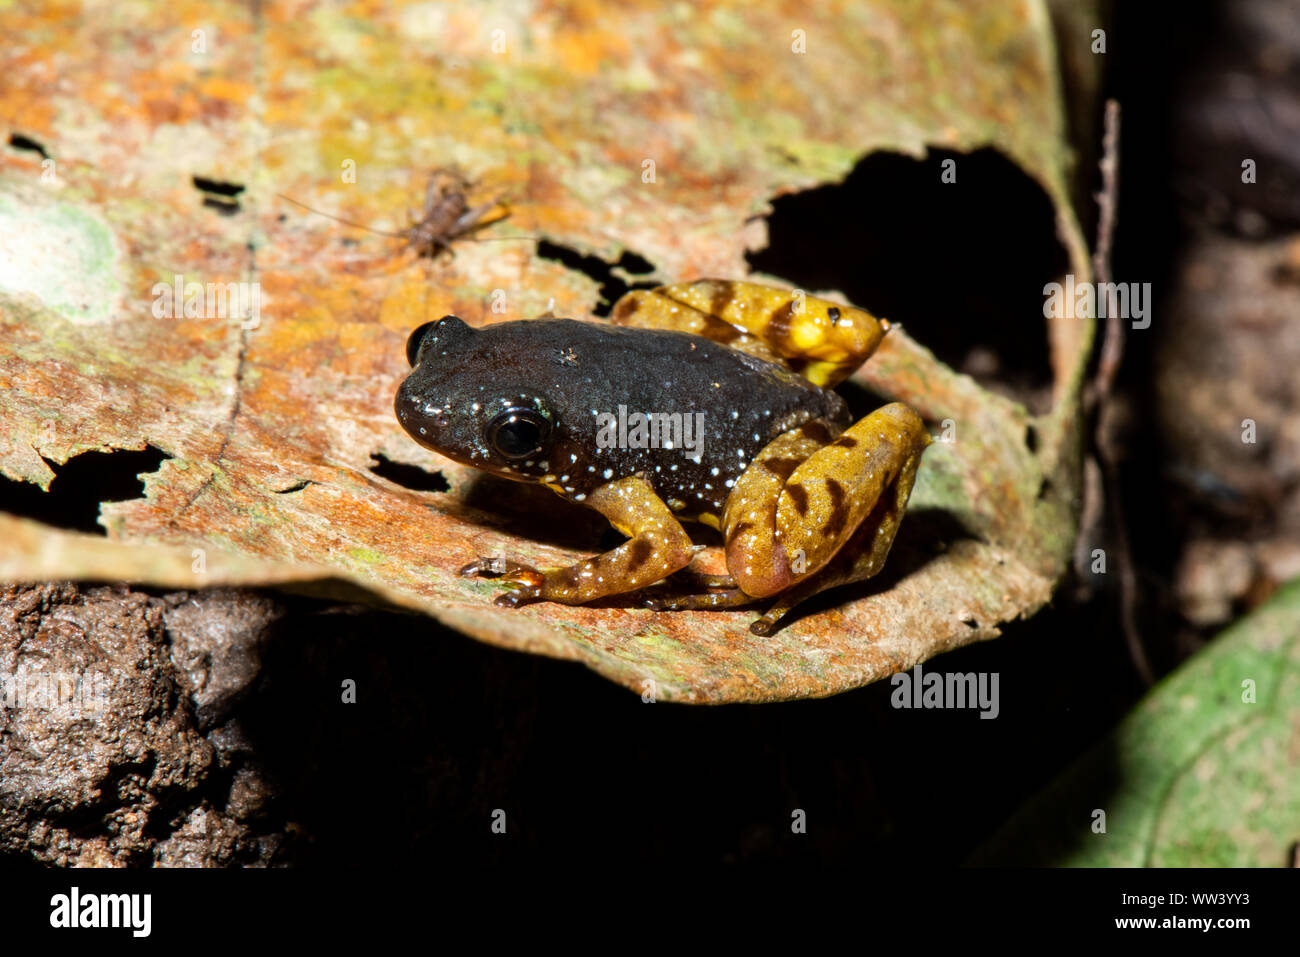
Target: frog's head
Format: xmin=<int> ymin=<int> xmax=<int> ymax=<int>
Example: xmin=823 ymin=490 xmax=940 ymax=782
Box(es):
xmin=395 ymin=316 xmax=560 ymax=481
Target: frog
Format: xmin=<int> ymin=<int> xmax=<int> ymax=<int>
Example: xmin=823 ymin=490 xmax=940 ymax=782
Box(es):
xmin=394 ymin=279 xmax=930 ymax=635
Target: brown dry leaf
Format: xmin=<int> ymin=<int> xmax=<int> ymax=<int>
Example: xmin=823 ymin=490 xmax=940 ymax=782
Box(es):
xmin=0 ymin=0 xmax=1095 ymax=702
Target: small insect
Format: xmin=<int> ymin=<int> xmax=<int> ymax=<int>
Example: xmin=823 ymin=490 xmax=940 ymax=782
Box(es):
xmin=277 ymin=166 xmax=524 ymax=262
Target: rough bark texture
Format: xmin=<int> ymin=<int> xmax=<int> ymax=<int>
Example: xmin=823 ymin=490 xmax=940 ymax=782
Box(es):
xmin=0 ymin=583 xmax=291 ymax=866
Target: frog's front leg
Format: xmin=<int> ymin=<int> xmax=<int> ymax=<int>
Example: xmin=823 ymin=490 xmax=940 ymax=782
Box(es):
xmin=657 ymin=404 xmax=929 ymax=634
xmin=461 ymin=476 xmax=695 ymax=607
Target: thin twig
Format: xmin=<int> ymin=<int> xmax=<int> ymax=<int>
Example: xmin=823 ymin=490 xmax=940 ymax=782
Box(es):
xmin=1087 ymin=100 xmax=1155 ymax=686
xmin=1090 ymin=98 xmax=1123 ymax=410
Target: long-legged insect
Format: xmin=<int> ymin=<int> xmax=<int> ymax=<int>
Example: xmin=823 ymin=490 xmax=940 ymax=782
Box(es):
xmin=277 ymin=166 xmax=531 ymax=262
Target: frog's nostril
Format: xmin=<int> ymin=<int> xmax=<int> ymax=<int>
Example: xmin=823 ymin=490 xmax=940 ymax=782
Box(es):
xmin=394 ymin=382 xmax=426 ymax=429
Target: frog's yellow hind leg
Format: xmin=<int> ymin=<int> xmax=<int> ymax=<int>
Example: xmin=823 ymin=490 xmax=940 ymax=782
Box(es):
xmin=746 ymin=404 xmax=928 ymax=634
xmin=609 ymin=283 xmax=785 ymax=367
xmin=746 ymin=438 xmax=924 ymax=636
xmin=722 ymin=403 xmax=926 ymax=633
xmin=610 ymin=279 xmax=889 ymax=387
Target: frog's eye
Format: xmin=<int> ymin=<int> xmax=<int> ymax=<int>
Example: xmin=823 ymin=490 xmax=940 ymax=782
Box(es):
xmin=405 ymin=321 xmax=438 ymax=367
xmin=486 ymin=407 xmax=552 ymax=460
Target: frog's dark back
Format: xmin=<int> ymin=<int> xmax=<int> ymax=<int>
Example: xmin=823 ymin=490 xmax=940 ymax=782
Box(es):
xmin=396 ymin=316 xmax=849 ymax=516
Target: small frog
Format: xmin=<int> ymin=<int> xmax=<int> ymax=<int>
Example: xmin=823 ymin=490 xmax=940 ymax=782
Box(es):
xmin=395 ymin=280 xmax=930 ymax=635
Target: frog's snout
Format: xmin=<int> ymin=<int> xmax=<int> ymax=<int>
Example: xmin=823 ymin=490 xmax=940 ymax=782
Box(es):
xmin=394 ymin=374 xmax=453 ymax=447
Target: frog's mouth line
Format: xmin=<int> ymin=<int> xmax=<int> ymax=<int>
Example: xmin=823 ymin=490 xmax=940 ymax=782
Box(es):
xmin=411 ymin=442 xmax=544 ymax=485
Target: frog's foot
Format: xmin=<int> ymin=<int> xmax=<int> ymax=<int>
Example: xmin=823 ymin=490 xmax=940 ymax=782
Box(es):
xmin=459 ymin=557 xmax=546 ymax=606
xmin=666 ymin=568 xmax=737 ymax=590
xmin=645 ymin=588 xmax=756 ymax=612
xmin=643 ymin=582 xmax=812 ymax=635
xmin=747 ymin=585 xmax=822 ymax=636
xmin=644 ymin=568 xmax=747 ymax=611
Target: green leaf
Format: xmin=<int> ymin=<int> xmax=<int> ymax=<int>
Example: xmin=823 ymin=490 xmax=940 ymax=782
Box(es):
xmin=972 ymin=578 xmax=1300 ymax=867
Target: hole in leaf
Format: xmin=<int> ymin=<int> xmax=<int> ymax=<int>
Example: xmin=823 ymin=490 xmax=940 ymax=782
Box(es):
xmin=8 ymin=133 xmax=49 ymax=159
xmin=275 ymin=479 xmax=316 ymax=494
xmin=616 ymin=251 xmax=656 ymax=274
xmin=369 ymin=453 xmax=449 ymax=493
xmin=192 ymin=175 xmax=245 ymax=197
xmin=748 ymin=148 xmax=1069 ymax=402
xmin=192 ymin=175 xmax=245 ymax=215
xmin=535 ymin=241 xmax=659 ymax=316
xmin=0 ymin=446 xmax=170 ymax=535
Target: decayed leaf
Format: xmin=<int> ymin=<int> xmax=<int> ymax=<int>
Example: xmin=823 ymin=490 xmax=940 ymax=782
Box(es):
xmin=0 ymin=0 xmax=1095 ymax=702
xmin=971 ymin=578 xmax=1300 ymax=867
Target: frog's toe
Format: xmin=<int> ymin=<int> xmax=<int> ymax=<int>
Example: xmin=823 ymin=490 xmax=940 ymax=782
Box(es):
xmin=668 ymin=568 xmax=738 ymax=590
xmin=646 ymin=588 xmax=755 ymax=612
xmin=460 ymin=556 xmax=504 ymax=578
xmin=461 ymin=557 xmax=548 ymax=605
xmin=493 ymin=584 xmax=543 ymax=607
xmin=460 ymin=556 xmax=539 ymax=581
xmin=748 ymin=592 xmax=808 ymax=635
